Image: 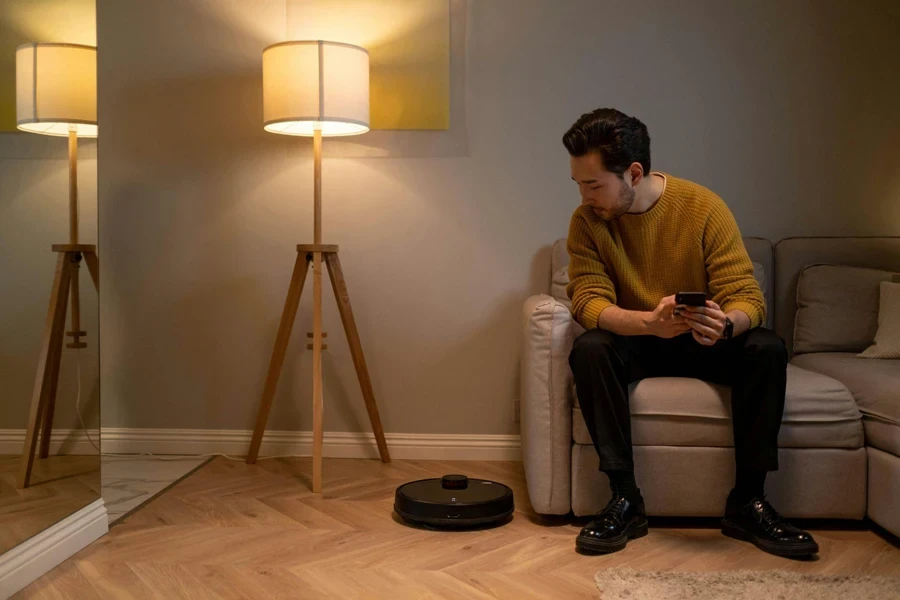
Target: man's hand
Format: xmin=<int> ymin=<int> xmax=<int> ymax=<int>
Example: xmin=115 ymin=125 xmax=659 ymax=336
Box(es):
xmin=646 ymin=295 xmax=693 ymax=338
xmin=678 ymin=300 xmax=727 ymax=346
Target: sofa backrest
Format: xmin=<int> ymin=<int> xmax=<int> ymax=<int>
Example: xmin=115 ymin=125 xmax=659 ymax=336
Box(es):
xmin=550 ymin=236 xmax=774 ymax=329
xmin=551 ymin=238 xmax=568 ymax=275
xmin=775 ymin=237 xmax=900 ymax=354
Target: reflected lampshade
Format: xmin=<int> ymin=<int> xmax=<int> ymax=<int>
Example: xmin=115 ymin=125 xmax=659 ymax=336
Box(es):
xmin=263 ymin=40 xmax=369 ymax=137
xmin=16 ymin=43 xmax=98 ymax=138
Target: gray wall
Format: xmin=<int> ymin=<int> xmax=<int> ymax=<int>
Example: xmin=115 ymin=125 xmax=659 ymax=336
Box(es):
xmin=0 ymin=134 xmax=99 ymax=431
xmin=97 ymin=0 xmax=900 ymax=435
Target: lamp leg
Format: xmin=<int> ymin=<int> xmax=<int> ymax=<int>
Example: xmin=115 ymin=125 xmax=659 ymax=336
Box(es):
xmin=18 ymin=253 xmax=73 ymax=488
xmin=325 ymin=252 xmax=390 ymax=463
xmin=66 ymin=130 xmax=86 ymax=349
xmin=69 ymin=129 xmax=78 ymax=245
xmin=67 ymin=260 xmax=86 ymax=349
xmin=38 ymin=322 xmax=64 ymax=459
xmin=312 ymin=251 xmax=324 ymax=493
xmin=311 ymin=129 xmax=324 ymax=493
xmin=247 ymin=251 xmax=311 ymax=464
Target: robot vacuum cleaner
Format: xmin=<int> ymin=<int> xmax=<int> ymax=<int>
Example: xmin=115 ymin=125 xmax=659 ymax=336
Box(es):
xmin=394 ymin=474 xmax=514 ymax=529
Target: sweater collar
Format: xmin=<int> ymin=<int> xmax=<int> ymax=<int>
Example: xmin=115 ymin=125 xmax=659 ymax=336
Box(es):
xmin=620 ymin=172 xmax=671 ymax=223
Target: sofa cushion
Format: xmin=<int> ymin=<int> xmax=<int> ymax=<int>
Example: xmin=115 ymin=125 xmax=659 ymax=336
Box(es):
xmin=790 ymin=352 xmax=900 ymax=424
xmin=793 ymin=264 xmax=896 ymax=355
xmin=859 ymin=281 xmax=900 ymax=359
xmin=790 ymin=352 xmax=900 ymax=456
xmin=773 ymin=237 xmax=900 ymax=355
xmin=572 ymin=364 xmax=862 ymax=449
xmin=862 ymin=419 xmax=900 ymax=457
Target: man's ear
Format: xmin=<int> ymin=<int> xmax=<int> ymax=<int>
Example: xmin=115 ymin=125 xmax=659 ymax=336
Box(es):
xmin=626 ymin=162 xmax=644 ymax=186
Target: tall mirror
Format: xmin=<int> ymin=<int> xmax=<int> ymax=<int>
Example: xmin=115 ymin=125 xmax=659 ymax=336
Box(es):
xmin=0 ymin=0 xmax=100 ymax=557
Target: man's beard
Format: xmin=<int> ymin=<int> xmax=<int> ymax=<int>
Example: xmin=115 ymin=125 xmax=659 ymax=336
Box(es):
xmin=599 ymin=180 xmax=636 ymax=222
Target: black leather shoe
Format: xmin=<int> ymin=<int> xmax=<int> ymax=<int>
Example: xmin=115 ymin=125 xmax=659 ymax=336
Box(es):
xmin=576 ymin=495 xmax=648 ymax=554
xmin=721 ymin=494 xmax=819 ymax=558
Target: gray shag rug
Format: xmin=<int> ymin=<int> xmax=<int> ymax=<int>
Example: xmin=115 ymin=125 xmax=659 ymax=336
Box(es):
xmin=594 ymin=569 xmax=900 ymax=599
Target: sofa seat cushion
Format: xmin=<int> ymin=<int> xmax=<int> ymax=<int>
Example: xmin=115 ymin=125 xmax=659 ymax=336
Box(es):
xmin=573 ymin=364 xmax=862 ymax=449
xmin=790 ymin=352 xmax=900 ymax=455
xmin=861 ymin=419 xmax=900 ymax=457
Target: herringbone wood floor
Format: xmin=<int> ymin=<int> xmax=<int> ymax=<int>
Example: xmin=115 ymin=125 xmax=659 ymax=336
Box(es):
xmin=15 ymin=457 xmax=900 ymax=599
xmin=1 ymin=454 xmax=100 ymax=554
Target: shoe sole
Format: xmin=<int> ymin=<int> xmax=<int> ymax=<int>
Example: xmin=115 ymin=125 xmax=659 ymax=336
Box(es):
xmin=575 ymin=519 xmax=649 ymax=554
xmin=721 ymin=519 xmax=819 ymax=558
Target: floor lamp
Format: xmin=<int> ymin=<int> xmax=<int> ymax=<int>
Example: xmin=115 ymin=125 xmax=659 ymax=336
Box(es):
xmin=15 ymin=43 xmax=100 ymax=489
xmin=247 ymin=41 xmax=390 ymax=492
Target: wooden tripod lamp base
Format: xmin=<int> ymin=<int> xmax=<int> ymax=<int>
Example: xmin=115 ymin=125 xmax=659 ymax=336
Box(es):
xmin=246 ymin=244 xmax=390 ymax=493
xmin=18 ymin=245 xmax=99 ymax=489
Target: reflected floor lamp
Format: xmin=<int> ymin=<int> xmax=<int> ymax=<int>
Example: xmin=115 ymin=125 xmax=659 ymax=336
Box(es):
xmin=15 ymin=43 xmax=100 ymax=489
xmin=246 ymin=41 xmax=390 ymax=492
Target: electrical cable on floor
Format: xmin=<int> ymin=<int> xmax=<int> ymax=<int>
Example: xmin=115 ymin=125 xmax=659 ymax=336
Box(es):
xmin=73 ymin=347 xmax=307 ymax=463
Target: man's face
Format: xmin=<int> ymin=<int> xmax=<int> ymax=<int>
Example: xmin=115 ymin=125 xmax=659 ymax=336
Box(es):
xmin=570 ymin=153 xmax=634 ymax=221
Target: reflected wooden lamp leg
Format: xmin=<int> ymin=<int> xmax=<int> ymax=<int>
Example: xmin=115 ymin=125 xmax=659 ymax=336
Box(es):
xmin=18 ymin=253 xmax=73 ymax=489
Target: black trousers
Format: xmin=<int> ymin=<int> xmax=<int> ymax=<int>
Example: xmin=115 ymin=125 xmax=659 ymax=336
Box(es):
xmin=568 ymin=328 xmax=788 ymax=473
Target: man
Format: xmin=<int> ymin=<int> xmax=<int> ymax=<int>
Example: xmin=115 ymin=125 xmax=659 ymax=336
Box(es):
xmin=563 ymin=108 xmax=818 ymax=558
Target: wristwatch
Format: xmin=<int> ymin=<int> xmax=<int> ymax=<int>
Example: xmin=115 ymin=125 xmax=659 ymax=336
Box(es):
xmin=722 ymin=316 xmax=734 ymax=341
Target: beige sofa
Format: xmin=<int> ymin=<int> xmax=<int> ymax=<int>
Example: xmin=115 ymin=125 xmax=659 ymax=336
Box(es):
xmin=521 ymin=236 xmax=900 ymax=537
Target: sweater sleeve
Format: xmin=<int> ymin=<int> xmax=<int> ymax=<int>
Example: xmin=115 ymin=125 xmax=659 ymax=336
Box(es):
xmin=566 ymin=210 xmax=617 ymax=330
xmin=702 ymin=197 xmax=766 ymax=328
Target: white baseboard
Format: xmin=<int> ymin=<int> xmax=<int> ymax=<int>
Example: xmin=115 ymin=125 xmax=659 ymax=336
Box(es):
xmin=100 ymin=428 xmax=522 ymax=461
xmin=0 ymin=428 xmax=521 ymax=461
xmin=0 ymin=499 xmax=107 ymax=600
xmin=0 ymin=429 xmax=97 ymax=456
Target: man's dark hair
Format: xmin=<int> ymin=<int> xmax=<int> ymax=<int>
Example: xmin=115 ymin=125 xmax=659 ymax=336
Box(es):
xmin=562 ymin=108 xmax=651 ymax=177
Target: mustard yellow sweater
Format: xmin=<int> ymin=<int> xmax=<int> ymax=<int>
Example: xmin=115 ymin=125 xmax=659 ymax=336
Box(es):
xmin=566 ymin=174 xmax=766 ymax=331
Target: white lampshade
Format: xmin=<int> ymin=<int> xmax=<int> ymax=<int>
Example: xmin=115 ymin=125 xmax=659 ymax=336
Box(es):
xmin=16 ymin=43 xmax=97 ymax=138
xmin=263 ymin=41 xmax=369 ymax=137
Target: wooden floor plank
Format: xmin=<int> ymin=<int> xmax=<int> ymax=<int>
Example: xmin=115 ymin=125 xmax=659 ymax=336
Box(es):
xmin=14 ymin=457 xmax=900 ymax=599
xmin=0 ymin=455 xmax=100 ymax=555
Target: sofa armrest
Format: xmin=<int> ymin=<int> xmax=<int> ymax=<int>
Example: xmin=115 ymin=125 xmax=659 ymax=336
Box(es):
xmin=520 ymin=294 xmax=584 ymax=515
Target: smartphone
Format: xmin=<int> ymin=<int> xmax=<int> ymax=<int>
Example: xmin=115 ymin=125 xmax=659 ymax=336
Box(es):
xmin=675 ymin=292 xmax=707 ymax=307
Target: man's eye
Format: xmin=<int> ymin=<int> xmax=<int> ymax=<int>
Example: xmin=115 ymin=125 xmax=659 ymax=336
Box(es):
xmin=590 ymin=186 xmax=601 ymax=190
